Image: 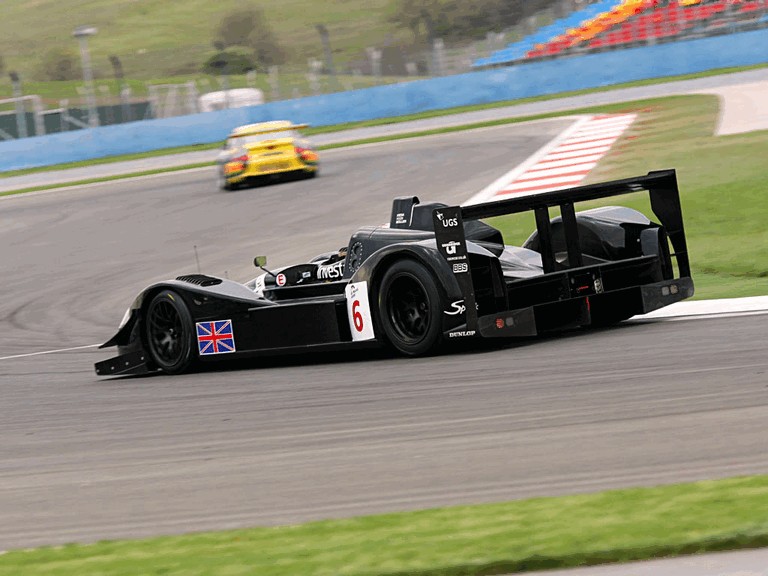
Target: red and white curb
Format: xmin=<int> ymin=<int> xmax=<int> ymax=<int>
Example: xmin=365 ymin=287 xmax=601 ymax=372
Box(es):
xmin=465 ymin=113 xmax=637 ymax=205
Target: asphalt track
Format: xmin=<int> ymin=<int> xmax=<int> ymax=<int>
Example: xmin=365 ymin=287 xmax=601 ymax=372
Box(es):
xmin=1 ymin=118 xmax=768 ymax=554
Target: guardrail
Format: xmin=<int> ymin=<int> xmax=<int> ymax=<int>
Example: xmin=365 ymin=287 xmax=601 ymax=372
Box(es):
xmin=0 ymin=28 xmax=766 ymax=173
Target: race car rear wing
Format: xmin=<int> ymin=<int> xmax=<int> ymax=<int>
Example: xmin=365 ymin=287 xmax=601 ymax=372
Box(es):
xmin=429 ymin=169 xmax=691 ymax=334
xmin=459 ymin=169 xmax=691 ymax=278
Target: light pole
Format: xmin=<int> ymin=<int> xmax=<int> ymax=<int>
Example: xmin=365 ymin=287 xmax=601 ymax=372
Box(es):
xmin=8 ymin=71 xmax=27 ymax=138
xmin=73 ymin=25 xmax=99 ymax=128
xmin=315 ymin=24 xmax=336 ymax=77
xmin=211 ymin=42 xmax=230 ymax=109
xmin=109 ymin=54 xmax=131 ymax=123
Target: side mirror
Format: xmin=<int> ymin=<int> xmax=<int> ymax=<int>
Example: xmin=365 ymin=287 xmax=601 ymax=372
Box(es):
xmin=254 ymin=255 xmax=276 ymax=278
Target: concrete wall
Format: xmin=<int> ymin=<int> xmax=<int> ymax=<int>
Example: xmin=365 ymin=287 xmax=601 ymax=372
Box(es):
xmin=2 ymin=28 xmax=767 ymax=172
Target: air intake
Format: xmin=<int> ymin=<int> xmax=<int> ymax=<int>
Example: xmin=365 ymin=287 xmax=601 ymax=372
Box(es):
xmin=176 ymin=274 xmax=222 ymax=287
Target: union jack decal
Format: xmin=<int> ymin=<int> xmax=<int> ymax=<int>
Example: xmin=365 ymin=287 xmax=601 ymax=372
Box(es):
xmin=196 ymin=320 xmax=236 ymax=355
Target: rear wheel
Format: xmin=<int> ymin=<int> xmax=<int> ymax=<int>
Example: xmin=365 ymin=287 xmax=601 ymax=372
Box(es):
xmin=217 ymin=170 xmax=235 ymax=191
xmin=145 ymin=290 xmax=196 ymax=374
xmin=377 ymin=259 xmax=443 ymax=356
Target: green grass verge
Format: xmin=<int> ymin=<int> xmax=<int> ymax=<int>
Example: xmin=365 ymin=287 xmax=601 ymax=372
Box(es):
xmin=2 ymin=475 xmax=768 ymax=576
xmin=0 ymin=163 xmax=214 ymax=197
xmin=488 ymin=94 xmax=768 ymax=300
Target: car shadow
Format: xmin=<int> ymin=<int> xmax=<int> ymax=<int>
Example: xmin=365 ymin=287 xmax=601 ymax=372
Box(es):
xmin=97 ymin=321 xmax=635 ymax=384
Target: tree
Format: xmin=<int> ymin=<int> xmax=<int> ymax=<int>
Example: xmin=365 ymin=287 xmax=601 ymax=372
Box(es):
xmin=386 ymin=0 xmax=556 ymax=42
xmin=387 ymin=0 xmax=443 ymax=42
xmin=202 ymin=46 xmax=255 ymax=75
xmin=39 ymin=48 xmax=80 ymax=81
xmin=212 ymin=7 xmax=285 ymax=71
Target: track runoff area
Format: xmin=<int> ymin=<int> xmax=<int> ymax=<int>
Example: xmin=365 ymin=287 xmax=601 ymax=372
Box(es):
xmin=467 ymin=111 xmax=767 ymax=319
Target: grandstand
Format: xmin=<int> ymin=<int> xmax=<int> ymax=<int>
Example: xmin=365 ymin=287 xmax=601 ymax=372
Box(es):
xmin=473 ymin=0 xmax=768 ymax=68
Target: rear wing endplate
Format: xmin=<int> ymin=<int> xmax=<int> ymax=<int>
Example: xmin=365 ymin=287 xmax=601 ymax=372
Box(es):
xmin=432 ymin=169 xmax=691 ymax=332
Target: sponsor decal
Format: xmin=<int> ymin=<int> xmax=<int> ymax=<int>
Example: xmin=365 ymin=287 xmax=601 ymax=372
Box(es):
xmin=345 ymin=282 xmax=375 ymax=341
xmin=317 ymin=260 xmax=344 ymax=280
xmin=452 ymin=263 xmax=469 ymax=274
xmin=276 ymin=273 xmax=287 ymax=287
xmin=395 ymin=212 xmax=407 ymax=225
xmin=435 ymin=211 xmax=459 ymax=228
xmin=448 ymin=330 xmax=476 ymax=338
xmin=253 ymin=274 xmax=266 ymax=297
xmin=196 ymin=320 xmax=236 ymax=355
xmin=444 ymin=300 xmax=466 ymax=316
xmin=442 ymin=241 xmax=460 ymax=255
xmin=594 ymin=278 xmax=604 ymax=293
xmin=347 ymin=241 xmax=364 ymax=273
xmin=495 ymin=318 xmax=504 ymax=329
xmin=302 ymin=271 xmax=312 ymax=279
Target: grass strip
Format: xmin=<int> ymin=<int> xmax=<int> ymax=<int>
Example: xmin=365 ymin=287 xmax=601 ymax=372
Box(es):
xmin=487 ymin=94 xmax=768 ymax=299
xmin=0 ymin=163 xmax=213 ymax=197
xmin=2 ymin=475 xmax=768 ymax=576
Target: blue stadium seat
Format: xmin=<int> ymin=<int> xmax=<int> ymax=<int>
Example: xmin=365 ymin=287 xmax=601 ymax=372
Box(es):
xmin=473 ymin=0 xmax=620 ymax=67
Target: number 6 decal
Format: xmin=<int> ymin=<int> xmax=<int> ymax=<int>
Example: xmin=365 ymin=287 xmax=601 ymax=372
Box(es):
xmin=345 ymin=281 xmax=375 ymax=341
xmin=352 ymin=300 xmax=364 ymax=332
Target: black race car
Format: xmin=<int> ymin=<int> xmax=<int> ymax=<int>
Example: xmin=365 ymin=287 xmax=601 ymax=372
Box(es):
xmin=95 ymin=169 xmax=693 ymax=376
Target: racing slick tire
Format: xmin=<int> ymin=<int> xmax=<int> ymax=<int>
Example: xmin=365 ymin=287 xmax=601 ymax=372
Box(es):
xmin=145 ymin=290 xmax=197 ymax=374
xmin=217 ymin=170 xmax=235 ymax=192
xmin=376 ymin=259 xmax=444 ymax=357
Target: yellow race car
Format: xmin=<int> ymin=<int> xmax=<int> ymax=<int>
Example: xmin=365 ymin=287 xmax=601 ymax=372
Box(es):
xmin=216 ymin=120 xmax=319 ymax=191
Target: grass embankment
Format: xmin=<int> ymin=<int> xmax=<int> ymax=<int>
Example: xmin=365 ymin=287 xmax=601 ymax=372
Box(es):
xmin=0 ymin=0 xmax=397 ymax=81
xmin=490 ymin=94 xmax=768 ymax=299
xmin=2 ymin=475 xmax=768 ymax=576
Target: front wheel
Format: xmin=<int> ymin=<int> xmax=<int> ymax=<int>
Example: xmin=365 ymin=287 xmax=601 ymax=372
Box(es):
xmin=145 ymin=290 xmax=196 ymax=374
xmin=376 ymin=259 xmax=444 ymax=356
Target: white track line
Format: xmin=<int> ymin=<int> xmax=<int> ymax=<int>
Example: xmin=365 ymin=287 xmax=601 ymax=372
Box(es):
xmin=0 ymin=344 xmax=99 ymax=361
xmin=631 ymin=296 xmax=768 ymax=320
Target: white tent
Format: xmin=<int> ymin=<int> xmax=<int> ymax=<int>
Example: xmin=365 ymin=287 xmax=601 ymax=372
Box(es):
xmin=199 ymin=88 xmax=264 ymax=112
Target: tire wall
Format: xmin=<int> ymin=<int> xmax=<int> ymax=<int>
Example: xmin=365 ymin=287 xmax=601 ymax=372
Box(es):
xmin=1 ymin=28 xmax=767 ymax=172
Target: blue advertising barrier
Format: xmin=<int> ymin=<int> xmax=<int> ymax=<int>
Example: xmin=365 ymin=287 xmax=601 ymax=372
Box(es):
xmin=2 ymin=28 xmax=767 ymax=172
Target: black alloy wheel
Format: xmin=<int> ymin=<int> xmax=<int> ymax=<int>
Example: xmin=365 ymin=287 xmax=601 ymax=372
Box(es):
xmin=145 ymin=290 xmax=196 ymax=374
xmin=377 ymin=259 xmax=443 ymax=356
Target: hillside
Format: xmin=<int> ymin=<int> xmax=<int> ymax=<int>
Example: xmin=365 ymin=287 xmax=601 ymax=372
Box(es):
xmin=0 ymin=0 xmax=399 ymax=80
